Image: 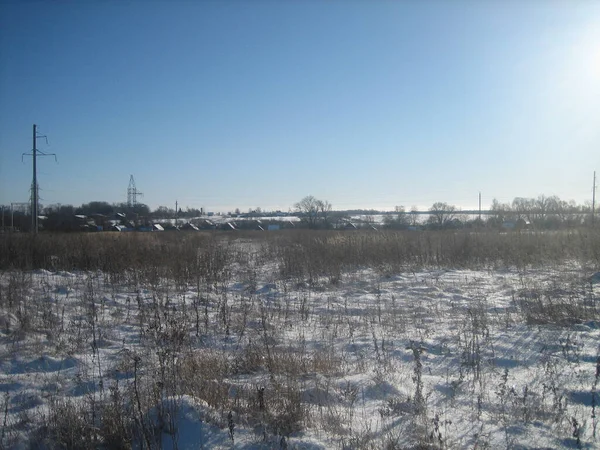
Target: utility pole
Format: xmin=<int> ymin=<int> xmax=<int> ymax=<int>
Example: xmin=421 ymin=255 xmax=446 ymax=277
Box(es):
xmin=593 ymin=171 xmax=597 ymax=227
xmin=22 ymin=125 xmax=56 ymax=234
xmin=32 ymin=125 xmax=37 ymax=233
xmin=478 ymin=192 xmax=482 ymax=221
xmin=175 ymin=200 xmax=178 ymax=227
xmin=10 ymin=202 xmax=29 ymax=231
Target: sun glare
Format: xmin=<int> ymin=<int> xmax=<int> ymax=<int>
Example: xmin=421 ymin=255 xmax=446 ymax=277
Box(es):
xmin=578 ymin=24 xmax=600 ymax=82
xmin=591 ymin=42 xmax=600 ymax=79
xmin=557 ymin=23 xmax=600 ymax=101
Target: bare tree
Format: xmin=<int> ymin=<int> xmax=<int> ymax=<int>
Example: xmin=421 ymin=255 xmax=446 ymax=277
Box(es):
xmin=428 ymin=202 xmax=457 ymax=227
xmin=295 ymin=196 xmax=331 ymax=228
xmin=546 ymin=196 xmax=581 ymax=228
xmin=384 ymin=206 xmax=410 ymax=229
xmin=534 ymin=195 xmax=550 ymax=223
xmin=410 ymin=205 xmax=420 ymax=226
xmin=317 ymin=199 xmax=332 ymax=227
xmin=489 ymin=198 xmax=512 ymax=225
xmin=512 ymin=197 xmax=535 ymax=222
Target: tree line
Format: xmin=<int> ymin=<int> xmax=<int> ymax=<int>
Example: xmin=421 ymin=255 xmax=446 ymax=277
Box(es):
xmin=0 ymin=194 xmax=595 ymax=232
xmin=295 ymin=195 xmax=595 ymax=230
xmin=382 ymin=196 xmax=595 ymax=230
xmin=1 ymin=201 xmax=195 ymax=232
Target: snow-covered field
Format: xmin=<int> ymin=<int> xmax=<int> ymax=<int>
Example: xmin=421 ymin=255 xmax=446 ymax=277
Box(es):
xmin=1 ymin=238 xmax=599 ymax=449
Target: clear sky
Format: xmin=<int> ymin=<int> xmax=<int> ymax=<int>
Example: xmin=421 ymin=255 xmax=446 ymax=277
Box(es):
xmin=1 ymin=1 xmax=599 ymax=213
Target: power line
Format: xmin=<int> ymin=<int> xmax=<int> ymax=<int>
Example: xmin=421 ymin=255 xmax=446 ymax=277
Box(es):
xmin=21 ymin=124 xmax=57 ymax=234
xmin=127 ymin=175 xmax=143 ymax=207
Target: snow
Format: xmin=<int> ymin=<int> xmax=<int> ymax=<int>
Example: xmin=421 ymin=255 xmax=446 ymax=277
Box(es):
xmin=0 ymin=261 xmax=599 ymax=448
xmin=143 ymin=396 xmax=230 ymax=450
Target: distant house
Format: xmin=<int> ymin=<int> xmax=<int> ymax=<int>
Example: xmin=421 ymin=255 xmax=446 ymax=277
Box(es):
xmin=181 ymin=223 xmax=199 ymax=231
xmin=333 ymin=221 xmax=357 ymax=230
xmin=161 ymin=223 xmax=180 ymax=231
xmin=234 ymin=219 xmax=267 ymax=231
xmin=219 ymin=222 xmax=236 ymax=231
xmin=194 ymin=219 xmax=216 ymax=230
xmin=90 ymin=214 xmax=108 ymax=228
xmin=74 ymin=214 xmax=101 ymax=231
xmin=502 ymin=218 xmax=531 ymax=230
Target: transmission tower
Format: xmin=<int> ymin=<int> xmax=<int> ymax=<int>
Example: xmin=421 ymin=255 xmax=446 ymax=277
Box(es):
xmin=22 ymin=124 xmax=56 ymax=234
xmin=127 ymin=175 xmax=143 ymax=208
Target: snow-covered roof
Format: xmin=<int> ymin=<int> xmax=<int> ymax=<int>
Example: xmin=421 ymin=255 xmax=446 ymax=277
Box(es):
xmin=182 ymin=223 xmax=199 ymax=231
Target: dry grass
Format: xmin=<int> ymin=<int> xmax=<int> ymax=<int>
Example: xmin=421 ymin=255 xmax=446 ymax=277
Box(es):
xmin=1 ymin=228 xmax=600 ymax=448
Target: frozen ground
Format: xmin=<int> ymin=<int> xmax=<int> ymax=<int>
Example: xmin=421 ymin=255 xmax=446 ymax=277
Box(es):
xmin=0 ymin=262 xmax=599 ymax=449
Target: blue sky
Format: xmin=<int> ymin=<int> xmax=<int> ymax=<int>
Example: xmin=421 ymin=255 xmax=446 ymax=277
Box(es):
xmin=1 ymin=1 xmax=599 ymax=213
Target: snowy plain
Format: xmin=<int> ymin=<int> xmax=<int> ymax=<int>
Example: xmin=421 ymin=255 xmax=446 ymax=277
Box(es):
xmin=0 ymin=236 xmax=599 ymax=449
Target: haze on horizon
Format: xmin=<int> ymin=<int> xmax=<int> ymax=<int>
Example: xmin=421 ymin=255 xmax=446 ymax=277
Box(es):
xmin=1 ymin=1 xmax=599 ymax=214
